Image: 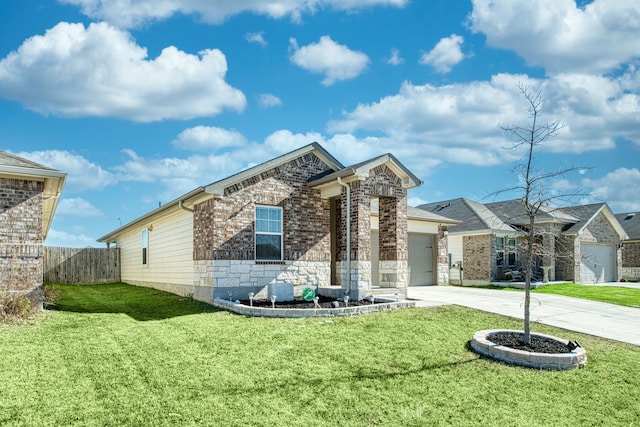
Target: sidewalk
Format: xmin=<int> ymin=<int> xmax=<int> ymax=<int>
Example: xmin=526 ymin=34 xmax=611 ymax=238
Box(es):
xmin=407 ymin=285 xmax=640 ymax=346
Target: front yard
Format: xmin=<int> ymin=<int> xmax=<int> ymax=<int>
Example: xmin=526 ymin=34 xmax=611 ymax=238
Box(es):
xmin=1 ymin=284 xmax=638 ymax=426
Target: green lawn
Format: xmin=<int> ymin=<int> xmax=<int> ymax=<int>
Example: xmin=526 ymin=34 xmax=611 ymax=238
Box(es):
xmin=1 ymin=283 xmax=638 ymax=426
xmin=533 ymin=283 xmax=640 ymax=308
xmin=479 ymin=283 xmax=640 ymax=308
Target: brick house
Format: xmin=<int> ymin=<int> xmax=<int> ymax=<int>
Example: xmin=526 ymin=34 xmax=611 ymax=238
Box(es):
xmin=418 ymin=198 xmax=627 ymax=284
xmin=98 ymin=143 xmax=457 ymax=303
xmin=0 ymin=151 xmax=66 ymax=305
xmin=615 ymin=211 xmax=640 ymax=281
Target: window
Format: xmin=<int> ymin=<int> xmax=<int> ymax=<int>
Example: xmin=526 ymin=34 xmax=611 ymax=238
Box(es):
xmin=496 ymin=236 xmax=516 ymax=266
xmin=142 ymin=229 xmax=148 ymax=265
xmin=255 ymin=206 xmax=283 ymax=261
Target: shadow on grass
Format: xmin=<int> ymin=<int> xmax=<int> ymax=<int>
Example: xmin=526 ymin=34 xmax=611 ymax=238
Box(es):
xmin=46 ymin=283 xmax=220 ymax=321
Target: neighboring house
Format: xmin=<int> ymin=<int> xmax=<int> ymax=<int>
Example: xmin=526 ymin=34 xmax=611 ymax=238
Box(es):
xmin=0 ymin=151 xmax=66 ymax=305
xmin=615 ymin=211 xmax=640 ymax=281
xmin=98 ymin=143 xmax=458 ymax=303
xmin=418 ymin=198 xmax=627 ymax=284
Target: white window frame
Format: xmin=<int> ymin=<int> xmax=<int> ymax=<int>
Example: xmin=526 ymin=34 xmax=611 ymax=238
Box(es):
xmin=142 ymin=228 xmax=149 ymax=265
xmin=255 ymin=205 xmax=283 ymax=261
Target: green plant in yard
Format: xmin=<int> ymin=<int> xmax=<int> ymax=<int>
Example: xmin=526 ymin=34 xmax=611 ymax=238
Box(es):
xmin=0 ymin=283 xmax=638 ymax=426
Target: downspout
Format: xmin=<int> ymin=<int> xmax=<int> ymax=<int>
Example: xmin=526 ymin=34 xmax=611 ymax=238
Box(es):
xmin=337 ymin=177 xmax=351 ymax=296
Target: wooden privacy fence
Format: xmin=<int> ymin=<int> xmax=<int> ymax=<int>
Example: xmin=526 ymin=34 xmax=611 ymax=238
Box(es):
xmin=44 ymin=247 xmax=120 ymax=284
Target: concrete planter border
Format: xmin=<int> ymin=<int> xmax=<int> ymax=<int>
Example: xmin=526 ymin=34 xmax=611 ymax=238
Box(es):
xmin=471 ymin=329 xmax=587 ymax=370
xmin=213 ymin=298 xmax=415 ymax=318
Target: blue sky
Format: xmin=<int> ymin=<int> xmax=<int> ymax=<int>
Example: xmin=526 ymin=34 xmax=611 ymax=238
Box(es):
xmin=1 ymin=0 xmax=638 ymax=247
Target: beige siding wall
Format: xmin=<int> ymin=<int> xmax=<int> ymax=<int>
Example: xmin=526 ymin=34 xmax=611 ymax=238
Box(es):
xmin=119 ymin=207 xmax=193 ymax=292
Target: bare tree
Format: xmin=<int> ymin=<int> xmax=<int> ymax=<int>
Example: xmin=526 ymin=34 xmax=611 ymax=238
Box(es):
xmin=499 ymin=83 xmax=588 ymax=344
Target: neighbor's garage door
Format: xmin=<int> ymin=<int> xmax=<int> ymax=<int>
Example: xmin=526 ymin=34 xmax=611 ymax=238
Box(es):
xmin=580 ymin=244 xmax=616 ymax=283
xmin=408 ymin=233 xmax=434 ymax=286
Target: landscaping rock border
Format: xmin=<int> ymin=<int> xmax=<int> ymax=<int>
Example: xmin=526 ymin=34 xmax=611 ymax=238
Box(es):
xmin=471 ymin=329 xmax=587 ymax=370
xmin=213 ymin=298 xmax=415 ymax=318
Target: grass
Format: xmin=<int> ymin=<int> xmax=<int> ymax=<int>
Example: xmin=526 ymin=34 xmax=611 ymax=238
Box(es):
xmin=477 ymin=283 xmax=640 ymax=308
xmin=1 ymin=283 xmax=638 ymax=426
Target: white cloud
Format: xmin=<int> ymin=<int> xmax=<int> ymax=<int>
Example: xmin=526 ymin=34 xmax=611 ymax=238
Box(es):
xmin=15 ymin=150 xmax=117 ymax=193
xmin=246 ymin=32 xmax=267 ymax=47
xmin=327 ymin=72 xmax=640 ymax=163
xmin=60 ymin=0 xmax=408 ymax=28
xmin=45 ymin=228 xmax=97 ymax=248
xmin=172 ymin=126 xmax=248 ymax=151
xmin=468 ymin=0 xmax=640 ymax=74
xmin=419 ymin=34 xmax=465 ymax=73
xmin=289 ymin=36 xmax=369 ymax=86
xmin=0 ymin=22 xmax=246 ymax=122
xmin=388 ymin=48 xmax=404 ymax=66
xmin=257 ymin=93 xmax=283 ymax=108
xmin=56 ymin=198 xmax=104 ymax=217
xmin=582 ymin=168 xmax=640 ymax=212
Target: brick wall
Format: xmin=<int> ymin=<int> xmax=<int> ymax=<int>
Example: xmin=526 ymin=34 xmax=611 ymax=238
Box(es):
xmin=0 ymin=178 xmax=44 ymax=296
xmin=622 ymin=241 xmax=640 ymax=267
xmin=193 ymin=153 xmax=332 ymax=262
xmin=463 ymin=234 xmax=492 ymax=281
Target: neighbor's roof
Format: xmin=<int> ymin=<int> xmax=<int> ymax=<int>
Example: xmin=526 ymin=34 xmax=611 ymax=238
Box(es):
xmin=0 ymin=151 xmax=66 ymax=240
xmin=615 ymin=212 xmax=640 ymax=240
xmin=485 ymin=199 xmax=579 ymax=226
xmin=418 ymin=198 xmax=513 ymax=234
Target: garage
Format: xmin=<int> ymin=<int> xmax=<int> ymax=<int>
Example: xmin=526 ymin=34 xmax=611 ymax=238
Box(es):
xmin=371 ymin=231 xmax=435 ymax=286
xmin=580 ymin=243 xmax=616 ymax=283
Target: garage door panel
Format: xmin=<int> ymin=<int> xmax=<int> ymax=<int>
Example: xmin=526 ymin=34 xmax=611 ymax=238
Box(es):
xmin=580 ymin=244 xmax=615 ymax=283
xmin=409 ymin=233 xmax=434 ymax=286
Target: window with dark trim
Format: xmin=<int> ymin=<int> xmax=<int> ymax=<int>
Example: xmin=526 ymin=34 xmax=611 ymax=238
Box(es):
xmin=142 ymin=229 xmax=148 ymax=265
xmin=496 ymin=236 xmax=516 ymax=266
xmin=255 ymin=206 xmax=282 ymax=261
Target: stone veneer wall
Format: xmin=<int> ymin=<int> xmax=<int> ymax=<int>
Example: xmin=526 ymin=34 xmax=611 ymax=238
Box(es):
xmin=462 ymin=234 xmax=492 ymax=282
xmin=0 ymin=178 xmax=44 ymax=299
xmin=192 ymin=153 xmax=333 ymax=296
xmin=572 ymin=212 xmax=622 ymax=282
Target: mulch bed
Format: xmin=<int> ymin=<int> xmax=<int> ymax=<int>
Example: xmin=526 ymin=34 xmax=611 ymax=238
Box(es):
xmin=239 ymin=295 xmax=379 ymax=309
xmin=489 ymin=332 xmax=575 ymax=354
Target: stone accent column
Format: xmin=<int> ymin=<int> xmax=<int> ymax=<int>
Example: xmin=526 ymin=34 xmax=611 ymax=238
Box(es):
xmin=437 ymin=225 xmax=449 ymax=285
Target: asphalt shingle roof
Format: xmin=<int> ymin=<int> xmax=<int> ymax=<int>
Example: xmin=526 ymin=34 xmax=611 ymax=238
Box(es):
xmin=615 ymin=211 xmax=640 ymax=240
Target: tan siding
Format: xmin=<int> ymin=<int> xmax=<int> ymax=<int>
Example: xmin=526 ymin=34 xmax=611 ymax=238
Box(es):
xmin=119 ymin=208 xmax=193 ymax=287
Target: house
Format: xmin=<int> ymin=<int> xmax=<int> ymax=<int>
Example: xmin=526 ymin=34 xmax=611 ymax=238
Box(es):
xmin=98 ymin=143 xmax=458 ymax=303
xmin=0 ymin=151 xmax=66 ymax=306
xmin=615 ymin=211 xmax=640 ymax=281
xmin=418 ymin=198 xmax=627 ymax=284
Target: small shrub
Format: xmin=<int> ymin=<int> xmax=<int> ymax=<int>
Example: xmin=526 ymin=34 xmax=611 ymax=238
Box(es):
xmin=0 ymin=290 xmax=41 ymax=323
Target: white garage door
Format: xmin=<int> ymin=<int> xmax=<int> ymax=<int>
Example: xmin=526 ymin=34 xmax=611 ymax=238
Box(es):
xmin=580 ymin=244 xmax=616 ymax=283
xmin=408 ymin=233 xmax=434 ymax=286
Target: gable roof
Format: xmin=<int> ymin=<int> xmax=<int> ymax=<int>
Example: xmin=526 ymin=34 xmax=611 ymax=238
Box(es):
xmin=418 ymin=198 xmax=513 ymax=234
xmin=615 ymin=212 xmax=640 ymax=240
xmin=308 ymin=153 xmax=422 ymax=199
xmin=560 ymin=203 xmax=627 ymax=239
xmin=206 ymin=142 xmax=343 ymax=197
xmin=0 ymin=151 xmax=67 ymax=240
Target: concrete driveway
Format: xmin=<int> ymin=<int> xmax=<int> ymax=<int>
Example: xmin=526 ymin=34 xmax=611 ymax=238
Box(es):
xmin=407 ymin=286 xmax=640 ymax=346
